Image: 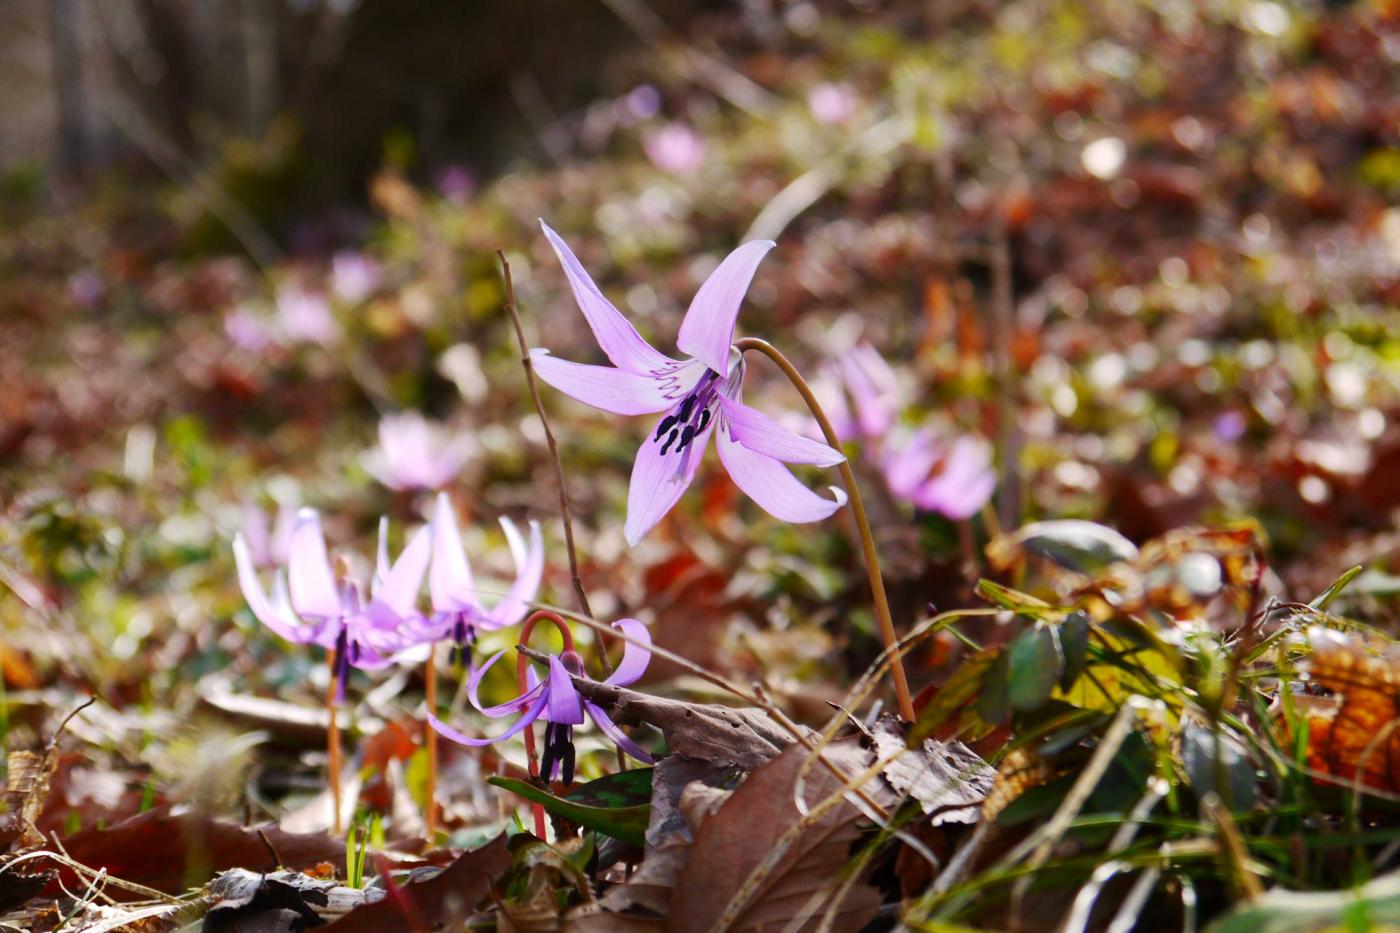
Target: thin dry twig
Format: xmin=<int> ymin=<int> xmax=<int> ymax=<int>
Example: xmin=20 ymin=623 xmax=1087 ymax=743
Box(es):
xmin=497 ymin=251 xmax=608 ymax=673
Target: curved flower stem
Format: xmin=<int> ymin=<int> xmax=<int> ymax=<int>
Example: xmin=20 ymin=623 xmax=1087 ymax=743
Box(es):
xmin=734 ymin=337 xmax=915 ymax=722
xmin=515 ymin=611 xmax=576 ymax=838
xmin=324 ymin=647 xmax=342 ymax=834
xmin=423 ymin=646 xmax=438 ymax=844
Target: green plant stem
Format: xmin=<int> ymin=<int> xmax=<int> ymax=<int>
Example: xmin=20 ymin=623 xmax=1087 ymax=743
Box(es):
xmin=734 ymin=337 xmax=915 ymax=722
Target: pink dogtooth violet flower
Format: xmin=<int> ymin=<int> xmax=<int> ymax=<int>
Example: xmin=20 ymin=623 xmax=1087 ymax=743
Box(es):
xmin=428 ymin=619 xmax=655 ymax=782
xmin=393 ymin=493 xmax=544 ymax=667
xmin=530 ymin=220 xmax=848 ymax=545
xmin=882 ymin=431 xmax=996 ymax=521
xmin=233 ymin=509 xmax=429 ymax=702
xmin=362 ymin=412 xmax=474 ymax=492
xmin=642 ymin=123 xmax=706 ymax=174
xmin=275 ymin=284 xmax=340 ymax=346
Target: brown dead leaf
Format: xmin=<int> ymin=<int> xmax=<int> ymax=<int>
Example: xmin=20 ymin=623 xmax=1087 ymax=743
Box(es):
xmin=668 ymin=739 xmax=892 ymax=933
xmin=31 ymin=806 xmax=345 ymax=900
xmin=869 ymin=715 xmax=995 ymax=824
xmin=566 ymin=677 xmax=797 ymax=771
xmin=1298 ymin=628 xmax=1400 ymax=794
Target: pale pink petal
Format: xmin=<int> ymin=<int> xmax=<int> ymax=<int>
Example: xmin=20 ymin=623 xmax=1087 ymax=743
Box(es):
xmin=624 ymin=408 xmax=716 ymax=546
xmin=429 ymin=693 xmax=547 ymax=748
xmin=716 ymin=394 xmax=845 ymax=466
xmin=676 ymin=240 xmax=775 ymax=376
xmin=430 ymin=493 xmax=476 ymax=612
xmin=716 ymin=428 xmax=847 ymax=523
xmin=603 ymin=618 xmax=652 ymax=687
xmin=539 ymin=221 xmax=676 ymax=375
xmin=530 ymin=350 xmax=678 ymax=415
xmin=546 ymin=656 xmax=585 ymax=725
xmin=483 ymin=518 xmax=543 ymax=630
xmin=288 ymin=510 xmax=342 ymax=619
xmin=233 ymin=534 xmax=310 ymax=643
xmin=586 ymin=701 xmax=655 ymax=763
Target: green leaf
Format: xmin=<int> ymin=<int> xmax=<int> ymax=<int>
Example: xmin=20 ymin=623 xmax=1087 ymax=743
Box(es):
xmin=489 ymin=773 xmax=652 ymax=846
xmin=975 ymin=579 xmax=1052 ymax=614
xmin=975 ymin=649 xmax=1012 ymax=725
xmin=1058 ymin=611 xmax=1090 ymax=691
xmin=1007 ymin=624 xmax=1063 ymax=712
xmin=1308 ymin=565 xmax=1363 ymax=609
xmin=560 ymin=767 xmax=653 ymax=809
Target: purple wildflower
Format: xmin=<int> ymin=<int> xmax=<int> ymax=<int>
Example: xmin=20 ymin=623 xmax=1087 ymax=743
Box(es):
xmin=433 ymin=165 xmax=476 ymax=204
xmin=530 ymin=221 xmax=847 ymax=545
xmin=330 ymin=252 xmax=381 ymax=304
xmin=405 ymin=493 xmax=544 ymax=666
xmin=276 ymin=284 xmax=339 ymax=346
xmin=883 ymin=431 xmax=996 ymax=520
xmin=233 ymin=509 xmax=429 ymax=702
xmin=642 ymin=123 xmax=706 ymax=174
xmin=429 ymin=619 xmax=655 ymax=780
xmin=225 ymin=306 xmax=274 ymax=352
xmin=362 ymin=412 xmax=474 ymax=492
xmin=808 ymin=82 xmax=857 ymax=125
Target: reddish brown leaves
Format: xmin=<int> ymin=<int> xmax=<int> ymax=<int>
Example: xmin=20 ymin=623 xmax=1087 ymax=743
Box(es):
xmin=323 ymin=835 xmax=510 ymax=931
xmin=33 ymin=807 xmax=345 ymax=899
xmin=667 ymin=740 xmax=892 ymax=933
xmin=1299 ymin=629 xmax=1400 ymax=794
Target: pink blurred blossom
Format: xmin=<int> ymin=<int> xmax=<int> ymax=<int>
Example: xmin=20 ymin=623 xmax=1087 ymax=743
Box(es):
xmin=363 ymin=412 xmax=474 ymax=492
xmin=434 ymin=165 xmax=476 ymax=204
xmin=643 ymin=123 xmax=706 ymax=175
xmin=225 ymin=306 xmax=274 ymax=352
xmin=808 ymin=82 xmax=858 ymax=125
xmin=276 ymin=284 xmax=339 ymax=346
xmin=331 ymin=252 xmax=381 ymax=304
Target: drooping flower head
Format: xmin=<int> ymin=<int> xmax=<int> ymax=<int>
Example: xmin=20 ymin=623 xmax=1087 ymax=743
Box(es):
xmin=815 ymin=341 xmax=903 ymax=445
xmin=362 ymin=412 xmax=474 ymax=493
xmin=400 ymin=493 xmax=543 ymax=666
xmin=429 ymin=616 xmax=655 ymax=783
xmin=882 ymin=432 xmax=996 ymax=520
xmin=530 ymin=221 xmax=847 ymax=545
xmin=234 ymin=509 xmax=429 ymax=702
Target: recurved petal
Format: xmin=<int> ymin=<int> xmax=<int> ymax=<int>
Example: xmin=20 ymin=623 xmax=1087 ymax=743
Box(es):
xmin=717 ymin=394 xmax=845 ymax=466
xmin=530 ymin=350 xmax=678 ymax=415
xmin=430 ymin=493 xmax=476 ymax=612
xmin=483 ymin=518 xmax=543 ymax=630
xmin=882 ymin=429 xmax=941 ymax=500
xmin=539 ymin=221 xmax=676 ymax=375
xmin=233 ymin=534 xmax=307 ymax=642
xmin=429 ymin=692 xmax=547 ymax=748
xmin=716 ymin=428 xmax=848 ymax=524
xmin=288 ymin=509 xmax=342 ymax=619
xmin=676 ymin=239 xmax=775 ymax=376
xmin=546 ymin=655 xmax=585 ymax=725
xmin=375 ymin=523 xmax=431 ymax=617
xmin=467 ymin=649 xmax=545 ymax=717
xmin=624 ymin=410 xmax=716 ymax=546
xmin=603 ymin=618 xmax=652 ymax=687
xmin=586 ymin=701 xmax=655 ymax=764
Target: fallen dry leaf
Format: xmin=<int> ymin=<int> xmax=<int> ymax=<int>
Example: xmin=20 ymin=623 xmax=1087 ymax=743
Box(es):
xmin=869 ymin=715 xmax=995 ymax=824
xmin=1298 ymin=628 xmax=1400 ymax=794
xmin=24 ymin=807 xmax=346 ymax=900
xmin=667 ymin=739 xmax=894 ymax=933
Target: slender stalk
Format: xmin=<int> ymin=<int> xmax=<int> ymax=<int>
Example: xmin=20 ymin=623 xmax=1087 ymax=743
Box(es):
xmin=325 ymin=647 xmax=342 ymax=835
xmin=423 ymin=646 xmax=438 ymax=843
xmin=498 ymin=251 xmax=611 ymax=674
xmin=516 ymin=610 xmax=576 ymax=838
xmin=734 ymin=337 xmax=915 ymax=722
